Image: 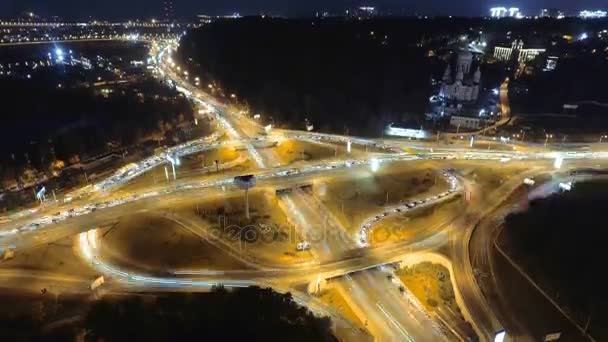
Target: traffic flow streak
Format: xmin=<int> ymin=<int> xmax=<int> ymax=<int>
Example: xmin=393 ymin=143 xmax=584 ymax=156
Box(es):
xmin=4 ymin=38 xmax=608 ymax=342
xmin=158 ymin=43 xmax=454 ymax=340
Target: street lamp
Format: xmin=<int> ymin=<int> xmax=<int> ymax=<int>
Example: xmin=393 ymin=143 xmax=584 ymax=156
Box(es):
xmin=234 ymin=175 xmax=256 ymax=219
xmin=370 ymin=158 xmax=380 ymax=172
xmin=544 ymin=134 xmax=553 ymax=147
xmin=166 ymin=155 xmax=180 ymax=180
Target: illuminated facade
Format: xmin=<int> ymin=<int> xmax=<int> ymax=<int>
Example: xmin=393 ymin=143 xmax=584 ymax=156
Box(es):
xmin=385 ymin=124 xmax=429 ymax=139
xmin=579 ymin=10 xmax=607 ymax=19
xmin=450 ymin=115 xmax=481 ymax=129
xmin=490 ymin=7 xmax=522 ymax=18
xmin=493 ymin=39 xmax=546 ymax=63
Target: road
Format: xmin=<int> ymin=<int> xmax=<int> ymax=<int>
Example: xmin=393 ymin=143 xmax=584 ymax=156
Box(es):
xmin=4 ymin=39 xmax=608 ymax=342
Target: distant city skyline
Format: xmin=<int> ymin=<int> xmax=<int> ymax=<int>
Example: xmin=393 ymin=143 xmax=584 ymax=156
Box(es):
xmin=1 ymin=0 xmax=607 ymax=20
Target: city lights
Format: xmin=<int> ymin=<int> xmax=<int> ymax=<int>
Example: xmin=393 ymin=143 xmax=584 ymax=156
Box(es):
xmin=5 ymin=16 xmax=608 ymax=342
xmin=579 ymin=10 xmax=607 ymax=19
xmin=370 ymin=158 xmax=380 ymax=172
xmin=554 ymin=155 xmax=563 ymax=169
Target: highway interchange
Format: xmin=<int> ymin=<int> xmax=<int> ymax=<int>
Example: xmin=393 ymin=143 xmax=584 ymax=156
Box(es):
xmin=1 ymin=38 xmax=608 ymax=341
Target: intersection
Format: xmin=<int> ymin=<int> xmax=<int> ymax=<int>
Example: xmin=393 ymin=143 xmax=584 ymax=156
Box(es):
xmin=2 ymin=38 xmax=608 ymax=341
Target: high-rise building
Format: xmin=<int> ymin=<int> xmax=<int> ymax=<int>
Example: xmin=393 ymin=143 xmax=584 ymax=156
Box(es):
xmin=490 ymin=7 xmax=523 ymax=18
xmin=579 ymin=10 xmax=607 ymax=19
xmin=347 ymin=6 xmax=378 ymax=19
xmin=540 ymin=8 xmax=565 ymax=19
xmin=163 ymin=0 xmax=174 ymax=21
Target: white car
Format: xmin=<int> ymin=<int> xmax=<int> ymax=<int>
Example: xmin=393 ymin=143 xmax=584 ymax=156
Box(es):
xmin=296 ymin=241 xmax=311 ymax=251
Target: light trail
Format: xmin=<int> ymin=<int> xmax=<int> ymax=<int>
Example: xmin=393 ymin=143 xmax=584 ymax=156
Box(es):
xmin=77 ymin=229 xmax=256 ymax=289
xmin=376 ymin=303 xmax=415 ymax=341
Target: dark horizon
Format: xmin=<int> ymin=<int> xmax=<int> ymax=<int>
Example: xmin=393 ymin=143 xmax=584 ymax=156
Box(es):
xmin=1 ymin=0 xmax=607 ymax=21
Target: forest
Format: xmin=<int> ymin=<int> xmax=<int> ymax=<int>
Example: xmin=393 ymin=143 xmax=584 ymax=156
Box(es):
xmin=0 ymin=286 xmax=336 ymax=341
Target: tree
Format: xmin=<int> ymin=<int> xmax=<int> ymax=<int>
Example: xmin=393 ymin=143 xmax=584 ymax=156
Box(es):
xmin=82 ymin=287 xmax=336 ymax=341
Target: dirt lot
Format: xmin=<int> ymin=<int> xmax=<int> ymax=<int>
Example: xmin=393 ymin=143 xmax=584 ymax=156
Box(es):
xmin=176 ymin=191 xmax=315 ymax=266
xmin=319 ymin=286 xmax=367 ymax=332
xmin=99 ymin=213 xmax=247 ymax=272
xmin=368 ymin=197 xmax=463 ymax=245
xmin=318 ymin=162 xmax=449 ymax=233
xmin=0 ymin=237 xmax=95 ymax=278
xmin=273 ymin=139 xmax=337 ymax=165
xmin=118 ymin=146 xmax=246 ymax=193
xmin=396 ymin=262 xmax=458 ymax=313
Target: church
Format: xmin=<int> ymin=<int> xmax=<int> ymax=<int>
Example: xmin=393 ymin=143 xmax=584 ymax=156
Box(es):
xmin=439 ymin=51 xmax=481 ymax=103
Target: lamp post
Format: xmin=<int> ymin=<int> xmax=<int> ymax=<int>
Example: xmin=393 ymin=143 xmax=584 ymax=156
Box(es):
xmin=166 ymin=155 xmax=180 ymax=180
xmin=234 ymin=175 xmax=256 ymax=219
xmin=544 ymin=134 xmax=553 ymax=148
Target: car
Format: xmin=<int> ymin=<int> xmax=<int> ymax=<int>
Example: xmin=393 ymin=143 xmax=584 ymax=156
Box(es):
xmin=407 ymin=203 xmax=416 ymax=208
xmin=393 ymin=208 xmax=402 ymax=213
xmin=296 ymin=241 xmax=311 ymax=251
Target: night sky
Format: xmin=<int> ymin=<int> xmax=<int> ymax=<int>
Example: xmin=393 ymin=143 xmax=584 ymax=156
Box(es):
xmin=0 ymin=0 xmax=606 ymax=20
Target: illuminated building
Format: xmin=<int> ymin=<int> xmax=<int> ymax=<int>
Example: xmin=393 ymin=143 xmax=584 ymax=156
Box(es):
xmin=579 ymin=10 xmax=607 ymax=19
xmin=490 ymin=7 xmax=523 ymax=18
xmin=384 ymin=124 xmax=429 ymax=139
xmin=540 ymin=8 xmax=565 ymax=19
xmin=348 ymin=6 xmax=378 ymax=19
xmin=494 ymin=39 xmax=546 ymax=63
xmin=439 ymin=51 xmax=481 ymax=102
xmin=450 ymin=115 xmax=481 ymax=129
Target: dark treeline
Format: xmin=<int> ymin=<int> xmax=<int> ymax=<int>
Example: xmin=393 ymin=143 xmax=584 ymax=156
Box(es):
xmin=512 ymin=51 xmax=608 ymax=117
xmin=178 ymin=17 xmax=608 ymax=136
xmin=502 ymin=181 xmax=608 ymax=340
xmin=0 ymin=286 xmax=336 ymax=341
xmin=178 ymin=18 xmax=443 ymax=136
xmin=0 ymin=74 xmax=192 ymax=170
